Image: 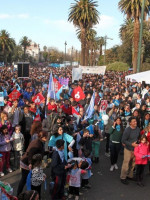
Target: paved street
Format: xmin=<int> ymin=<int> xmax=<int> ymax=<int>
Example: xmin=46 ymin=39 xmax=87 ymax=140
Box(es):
xmin=1 ymin=141 xmax=150 ymax=200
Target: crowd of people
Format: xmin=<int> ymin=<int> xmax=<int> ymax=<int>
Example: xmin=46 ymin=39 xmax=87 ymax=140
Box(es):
xmin=0 ymin=65 xmax=150 ymax=200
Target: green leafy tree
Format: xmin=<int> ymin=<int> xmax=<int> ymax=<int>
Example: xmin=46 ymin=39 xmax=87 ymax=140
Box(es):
xmin=118 ymin=0 xmax=150 ymax=73
xmin=0 ymin=30 xmax=16 ymax=63
xmin=20 ymin=36 xmax=31 ymax=61
xmin=68 ymin=0 xmax=99 ymax=66
xmin=119 ymin=18 xmax=150 ymax=67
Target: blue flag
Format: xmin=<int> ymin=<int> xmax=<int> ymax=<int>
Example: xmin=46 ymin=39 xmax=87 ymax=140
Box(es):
xmin=56 ymin=86 xmax=63 ymax=100
xmin=84 ymin=92 xmax=95 ymax=120
xmin=47 ymin=72 xmax=56 ymax=104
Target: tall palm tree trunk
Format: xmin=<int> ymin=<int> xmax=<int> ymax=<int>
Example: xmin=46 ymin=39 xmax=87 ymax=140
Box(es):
xmin=133 ymin=18 xmax=140 ymax=73
xmin=23 ymin=48 xmax=26 ymax=62
xmin=85 ymin=42 xmax=89 ymax=66
xmin=99 ymin=44 xmax=102 ymax=56
xmin=81 ymin=28 xmax=86 ymax=66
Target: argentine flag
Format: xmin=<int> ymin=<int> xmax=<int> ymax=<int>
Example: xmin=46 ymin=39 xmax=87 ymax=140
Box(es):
xmin=47 ymin=72 xmax=56 ymax=104
xmin=84 ymin=92 xmax=95 ymax=120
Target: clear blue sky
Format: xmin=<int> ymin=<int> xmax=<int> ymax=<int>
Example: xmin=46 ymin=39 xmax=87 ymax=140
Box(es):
xmin=0 ymin=0 xmax=125 ymax=52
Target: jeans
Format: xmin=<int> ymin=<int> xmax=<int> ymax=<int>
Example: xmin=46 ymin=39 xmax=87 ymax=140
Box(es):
xmin=14 ymin=151 xmax=22 ymax=169
xmin=109 ymin=141 xmax=121 ymax=165
xmin=24 ymin=131 xmax=31 ymax=151
xmin=105 ymin=133 xmax=110 ymax=153
xmin=136 ymin=164 xmax=145 ymax=182
xmin=31 ymin=185 xmax=41 ymax=199
xmin=0 ymin=151 xmax=10 ymax=172
xmin=17 ymin=168 xmax=29 ymax=196
xmin=120 ymin=148 xmax=135 ymax=179
xmin=52 ymin=174 xmax=66 ymax=200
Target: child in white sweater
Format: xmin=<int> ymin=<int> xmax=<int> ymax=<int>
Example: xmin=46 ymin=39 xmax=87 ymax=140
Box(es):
xmin=11 ymin=125 xmax=24 ymax=170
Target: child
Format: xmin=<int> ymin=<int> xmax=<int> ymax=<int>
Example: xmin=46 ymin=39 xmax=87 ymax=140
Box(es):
xmin=51 ymin=139 xmax=71 ymax=200
xmin=79 ymin=129 xmax=93 ymax=155
xmin=134 ymin=135 xmax=150 ymax=186
xmin=92 ymin=121 xmax=101 ymax=163
xmin=81 ymin=150 xmax=92 ymax=189
xmin=31 ymin=154 xmax=46 ymax=199
xmin=11 ymin=125 xmax=24 ymax=170
xmin=140 ymin=125 xmax=150 ymax=173
xmin=0 ymin=125 xmax=13 ymax=176
xmin=68 ymin=160 xmax=86 ymax=200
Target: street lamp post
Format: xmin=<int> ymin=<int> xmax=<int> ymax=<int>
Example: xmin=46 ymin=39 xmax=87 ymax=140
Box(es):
xmin=137 ymin=0 xmax=146 ymax=73
xmin=71 ymin=46 xmax=73 ymax=66
xmin=64 ymin=41 xmax=67 ymax=66
xmin=104 ymin=35 xmax=113 ymax=65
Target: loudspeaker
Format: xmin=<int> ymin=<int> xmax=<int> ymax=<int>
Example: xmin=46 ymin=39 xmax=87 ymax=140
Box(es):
xmin=18 ymin=62 xmax=29 ymax=78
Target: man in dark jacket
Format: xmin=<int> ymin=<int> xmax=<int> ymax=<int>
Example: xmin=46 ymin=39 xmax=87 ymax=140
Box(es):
xmin=51 ymin=139 xmax=71 ymax=200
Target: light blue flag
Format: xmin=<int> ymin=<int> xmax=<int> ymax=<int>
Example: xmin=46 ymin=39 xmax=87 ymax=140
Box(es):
xmin=47 ymin=72 xmax=56 ymax=104
xmin=87 ymin=125 xmax=94 ymax=134
xmin=2 ymin=87 xmax=8 ymax=97
xmin=84 ymin=92 xmax=95 ymax=120
xmin=16 ymin=83 xmax=21 ymax=91
xmin=56 ymin=86 xmax=63 ymax=100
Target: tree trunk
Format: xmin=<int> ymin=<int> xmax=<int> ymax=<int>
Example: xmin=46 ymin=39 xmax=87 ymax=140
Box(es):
xmin=99 ymin=44 xmax=102 ymax=56
xmin=133 ymin=18 xmax=140 ymax=73
xmin=24 ymin=47 xmax=26 ymax=62
xmin=85 ymin=42 xmax=89 ymax=66
xmin=80 ymin=28 xmax=86 ymax=66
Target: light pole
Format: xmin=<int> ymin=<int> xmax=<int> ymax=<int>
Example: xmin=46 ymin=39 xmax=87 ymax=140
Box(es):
xmin=104 ymin=35 xmax=113 ymax=65
xmin=71 ymin=46 xmax=73 ymax=66
xmin=137 ymin=0 xmax=146 ymax=73
xmin=64 ymin=41 xmax=67 ymax=66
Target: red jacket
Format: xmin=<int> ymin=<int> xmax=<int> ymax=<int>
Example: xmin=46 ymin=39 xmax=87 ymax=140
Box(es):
xmin=61 ymin=105 xmax=72 ymax=115
xmin=48 ymin=103 xmax=57 ymax=112
xmin=134 ymin=143 xmax=150 ymax=165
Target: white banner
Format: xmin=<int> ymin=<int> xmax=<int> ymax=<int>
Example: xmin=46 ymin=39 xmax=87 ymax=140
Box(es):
xmin=72 ymin=68 xmax=82 ymax=83
xmin=79 ymin=65 xmax=106 ymax=75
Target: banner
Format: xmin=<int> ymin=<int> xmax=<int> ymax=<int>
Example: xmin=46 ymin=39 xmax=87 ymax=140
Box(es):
xmin=32 ymin=93 xmax=45 ymax=105
xmin=8 ymin=89 xmax=21 ymax=101
xmin=58 ymin=77 xmax=69 ymax=89
xmin=100 ymin=100 xmax=108 ymax=113
xmin=79 ymin=65 xmax=106 ymax=75
xmin=0 ymin=92 xmax=4 ymax=106
xmin=72 ymin=68 xmax=82 ymax=83
xmin=53 ymin=78 xmax=62 ymax=93
xmin=71 ymin=86 xmax=85 ymax=102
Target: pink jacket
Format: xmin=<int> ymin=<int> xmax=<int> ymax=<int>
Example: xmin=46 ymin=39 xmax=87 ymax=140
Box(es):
xmin=134 ymin=143 xmax=150 ymax=165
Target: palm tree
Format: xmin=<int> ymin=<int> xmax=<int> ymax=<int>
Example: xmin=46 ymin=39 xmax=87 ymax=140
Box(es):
xmin=68 ymin=0 xmax=99 ymax=66
xmin=118 ymin=0 xmax=150 ymax=73
xmin=0 ymin=30 xmax=16 ymax=63
xmin=20 ymin=36 xmax=31 ymax=61
xmin=120 ymin=18 xmax=150 ymax=68
xmin=95 ymin=36 xmax=105 ymax=57
xmin=76 ymin=28 xmax=97 ymax=65
xmin=87 ymin=29 xmax=97 ymax=66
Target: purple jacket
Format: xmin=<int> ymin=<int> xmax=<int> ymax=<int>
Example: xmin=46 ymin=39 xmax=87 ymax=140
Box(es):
xmin=0 ymin=133 xmax=12 ymax=152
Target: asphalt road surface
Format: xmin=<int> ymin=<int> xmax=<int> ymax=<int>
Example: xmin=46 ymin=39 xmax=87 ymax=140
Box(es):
xmin=1 ymin=141 xmax=150 ymax=200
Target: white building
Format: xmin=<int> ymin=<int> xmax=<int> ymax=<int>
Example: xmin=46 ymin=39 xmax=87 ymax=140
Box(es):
xmin=26 ymin=41 xmax=40 ymax=60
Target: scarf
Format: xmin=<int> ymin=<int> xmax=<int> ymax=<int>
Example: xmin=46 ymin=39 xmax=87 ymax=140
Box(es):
xmin=145 ymin=120 xmax=149 ymax=128
xmin=125 ymin=111 xmax=130 ymax=116
xmin=116 ymin=125 xmax=121 ymax=132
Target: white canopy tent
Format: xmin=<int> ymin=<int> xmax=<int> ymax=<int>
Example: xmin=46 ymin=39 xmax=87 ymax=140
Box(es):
xmin=125 ymin=70 xmax=150 ymax=84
